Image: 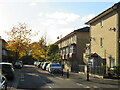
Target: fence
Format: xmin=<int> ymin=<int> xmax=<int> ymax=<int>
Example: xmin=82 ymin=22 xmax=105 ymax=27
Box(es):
xmin=89 ymin=66 xmax=106 ymax=76
xmin=78 ymin=65 xmax=106 ymax=76
xmin=78 ymin=65 xmax=86 ymax=73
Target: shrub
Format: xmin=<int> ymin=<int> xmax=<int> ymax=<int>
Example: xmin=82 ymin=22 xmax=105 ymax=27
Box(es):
xmin=113 ymin=64 xmax=120 ymax=77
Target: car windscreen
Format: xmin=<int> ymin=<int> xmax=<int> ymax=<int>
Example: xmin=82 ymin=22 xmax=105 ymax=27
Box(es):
xmin=2 ymin=64 xmax=12 ymax=71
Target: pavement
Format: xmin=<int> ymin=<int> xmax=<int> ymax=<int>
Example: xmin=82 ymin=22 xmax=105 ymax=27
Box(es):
xmin=57 ymin=71 xmax=120 ymax=89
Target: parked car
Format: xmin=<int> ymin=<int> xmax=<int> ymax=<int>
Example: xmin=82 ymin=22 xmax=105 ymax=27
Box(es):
xmin=34 ymin=61 xmax=37 ymax=66
xmin=37 ymin=62 xmax=42 ymax=68
xmin=47 ymin=63 xmax=62 ymax=73
xmin=14 ymin=61 xmax=23 ymax=69
xmin=0 ymin=62 xmax=14 ymax=80
xmin=42 ymin=62 xmax=49 ymax=70
xmin=0 ymin=75 xmax=7 ymax=90
xmin=40 ymin=62 xmax=44 ymax=69
xmin=34 ymin=61 xmax=40 ymax=66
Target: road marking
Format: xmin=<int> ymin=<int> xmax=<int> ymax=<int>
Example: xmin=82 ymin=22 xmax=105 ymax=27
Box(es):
xmin=93 ymin=86 xmax=98 ymax=88
xmin=49 ymin=86 xmax=52 ymax=88
xmin=76 ymin=83 xmax=83 ymax=86
xmin=48 ymin=86 xmax=53 ymax=90
xmin=26 ymin=73 xmax=39 ymax=76
xmin=86 ymin=86 xmax=90 ymax=88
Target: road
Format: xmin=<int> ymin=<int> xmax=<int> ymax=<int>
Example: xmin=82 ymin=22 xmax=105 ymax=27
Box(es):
xmin=7 ymin=65 xmax=120 ymax=90
xmin=7 ymin=65 xmax=84 ymax=90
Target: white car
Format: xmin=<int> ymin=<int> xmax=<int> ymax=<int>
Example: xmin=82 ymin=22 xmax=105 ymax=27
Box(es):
xmin=42 ymin=62 xmax=49 ymax=70
xmin=47 ymin=63 xmax=62 ymax=73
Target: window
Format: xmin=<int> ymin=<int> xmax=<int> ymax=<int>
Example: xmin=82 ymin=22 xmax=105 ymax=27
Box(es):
xmin=60 ymin=50 xmax=63 ymax=55
xmin=70 ymin=45 xmax=76 ymax=54
xmin=109 ymin=57 xmax=114 ymax=68
xmin=63 ymin=48 xmax=66 ymax=55
xmin=66 ymin=47 xmax=69 ymax=55
xmin=100 ymin=38 xmax=103 ymax=47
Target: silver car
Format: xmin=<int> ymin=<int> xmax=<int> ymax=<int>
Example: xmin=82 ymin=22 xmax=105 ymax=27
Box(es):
xmin=48 ymin=63 xmax=62 ymax=73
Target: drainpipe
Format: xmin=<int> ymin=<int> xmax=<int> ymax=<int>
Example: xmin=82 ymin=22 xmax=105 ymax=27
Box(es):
xmin=116 ymin=5 xmax=120 ymax=65
xmin=118 ymin=4 xmax=120 ymax=64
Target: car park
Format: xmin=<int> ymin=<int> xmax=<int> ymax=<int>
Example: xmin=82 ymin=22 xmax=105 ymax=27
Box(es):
xmin=0 ymin=75 xmax=7 ymax=90
xmin=47 ymin=63 xmax=62 ymax=73
xmin=0 ymin=62 xmax=14 ymax=80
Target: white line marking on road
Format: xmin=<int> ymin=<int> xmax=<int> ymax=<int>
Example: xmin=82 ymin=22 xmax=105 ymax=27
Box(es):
xmin=48 ymin=86 xmax=53 ymax=90
xmin=93 ymin=86 xmax=98 ymax=88
xmin=76 ymin=83 xmax=83 ymax=86
xmin=86 ymin=86 xmax=90 ymax=88
xmin=49 ymin=86 xmax=52 ymax=88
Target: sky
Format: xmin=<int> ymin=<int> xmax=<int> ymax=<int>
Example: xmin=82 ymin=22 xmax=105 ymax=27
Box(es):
xmin=0 ymin=0 xmax=119 ymax=44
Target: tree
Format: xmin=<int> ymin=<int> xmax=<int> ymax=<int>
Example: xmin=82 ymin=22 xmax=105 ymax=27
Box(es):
xmin=31 ymin=36 xmax=48 ymax=61
xmin=6 ymin=23 xmax=33 ymax=61
xmin=47 ymin=44 xmax=60 ymax=62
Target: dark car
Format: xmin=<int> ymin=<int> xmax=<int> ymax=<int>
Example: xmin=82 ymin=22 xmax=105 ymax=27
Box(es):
xmin=14 ymin=61 xmax=23 ymax=69
xmin=0 ymin=75 xmax=7 ymax=90
xmin=0 ymin=62 xmax=14 ymax=80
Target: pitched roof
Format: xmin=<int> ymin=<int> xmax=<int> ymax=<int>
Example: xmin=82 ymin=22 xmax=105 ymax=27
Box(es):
xmin=55 ymin=27 xmax=90 ymax=44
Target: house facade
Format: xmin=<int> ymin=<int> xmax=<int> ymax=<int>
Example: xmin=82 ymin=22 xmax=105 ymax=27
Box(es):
xmin=0 ymin=36 xmax=8 ymax=62
xmin=56 ymin=27 xmax=90 ymax=72
xmin=85 ymin=2 xmax=120 ymax=73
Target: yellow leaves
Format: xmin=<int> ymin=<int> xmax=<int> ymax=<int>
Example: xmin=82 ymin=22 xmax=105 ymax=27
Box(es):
xmin=6 ymin=23 xmax=34 ymax=59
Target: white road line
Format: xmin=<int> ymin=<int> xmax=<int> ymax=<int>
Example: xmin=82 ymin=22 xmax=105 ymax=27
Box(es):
xmin=48 ymin=86 xmax=53 ymax=90
xmin=93 ymin=86 xmax=98 ymax=88
xmin=86 ymin=86 xmax=90 ymax=88
xmin=76 ymin=83 xmax=83 ymax=86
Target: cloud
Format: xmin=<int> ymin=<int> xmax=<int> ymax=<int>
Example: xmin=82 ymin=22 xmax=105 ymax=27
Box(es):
xmin=29 ymin=2 xmax=37 ymax=6
xmin=35 ymin=11 xmax=81 ymax=43
xmin=81 ymin=14 xmax=95 ymax=22
xmin=38 ymin=11 xmax=80 ymax=25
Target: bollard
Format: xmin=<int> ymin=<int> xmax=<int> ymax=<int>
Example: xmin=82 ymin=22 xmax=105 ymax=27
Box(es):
xmin=67 ymin=69 xmax=69 ymax=78
xmin=87 ymin=65 xmax=89 ymax=81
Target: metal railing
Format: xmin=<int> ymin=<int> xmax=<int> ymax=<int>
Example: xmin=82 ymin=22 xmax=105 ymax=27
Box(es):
xmin=78 ymin=65 xmax=106 ymax=76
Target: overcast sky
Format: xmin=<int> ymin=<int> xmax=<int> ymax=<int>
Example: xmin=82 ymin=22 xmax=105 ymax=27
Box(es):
xmin=0 ymin=0 xmax=119 ymax=44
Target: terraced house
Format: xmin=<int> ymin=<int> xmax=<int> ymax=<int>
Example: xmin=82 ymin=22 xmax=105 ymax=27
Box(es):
xmin=0 ymin=36 xmax=8 ymax=62
xmin=0 ymin=36 xmax=8 ymax=75
xmin=56 ymin=27 xmax=90 ymax=72
xmin=85 ymin=2 xmax=120 ymax=74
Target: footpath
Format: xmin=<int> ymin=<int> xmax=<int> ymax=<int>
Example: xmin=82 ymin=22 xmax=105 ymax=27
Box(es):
xmin=57 ymin=71 xmax=120 ymax=89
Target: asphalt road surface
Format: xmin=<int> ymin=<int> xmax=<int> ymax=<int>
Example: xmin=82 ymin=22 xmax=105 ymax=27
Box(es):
xmin=7 ymin=65 xmax=85 ymax=90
